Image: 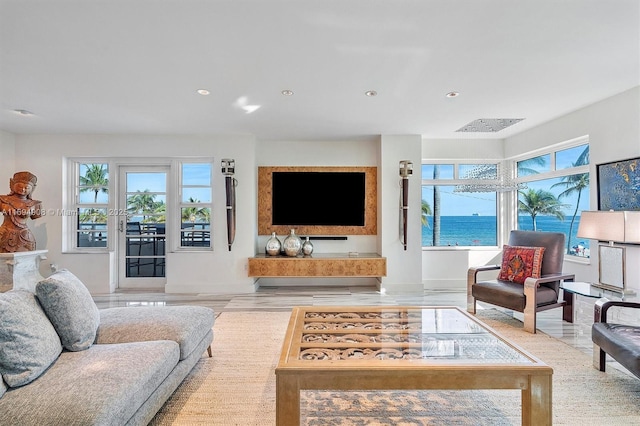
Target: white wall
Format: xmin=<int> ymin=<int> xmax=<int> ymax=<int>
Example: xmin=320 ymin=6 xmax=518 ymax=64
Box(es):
xmin=5 ymin=134 xmax=424 ymax=293
xmin=423 ymin=138 xmax=504 ymax=160
xmin=253 ymin=137 xmax=424 ymax=290
xmin=379 ymin=135 xmax=423 ymax=292
xmin=0 ymin=131 xmax=16 ymax=187
xmin=421 ymin=86 xmax=640 ymax=291
xmin=11 ymin=134 xmax=258 ymax=294
xmin=255 ymin=140 xmax=379 ymax=259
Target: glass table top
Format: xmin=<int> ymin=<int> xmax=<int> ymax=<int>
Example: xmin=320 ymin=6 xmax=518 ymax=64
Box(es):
xmin=561 ymin=281 xmax=637 ymax=300
xmin=287 ymin=306 xmax=535 ymax=364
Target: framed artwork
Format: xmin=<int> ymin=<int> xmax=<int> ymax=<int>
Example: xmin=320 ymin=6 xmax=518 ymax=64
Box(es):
xmin=597 ymin=156 xmax=640 ymax=211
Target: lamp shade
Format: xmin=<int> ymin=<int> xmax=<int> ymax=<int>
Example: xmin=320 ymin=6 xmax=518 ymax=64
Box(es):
xmin=576 ymin=211 xmax=625 ymax=242
xmin=624 ymin=211 xmax=640 ymax=244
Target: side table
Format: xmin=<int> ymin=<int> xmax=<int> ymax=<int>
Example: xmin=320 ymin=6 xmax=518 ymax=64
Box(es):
xmin=560 ymin=282 xmax=636 ymax=323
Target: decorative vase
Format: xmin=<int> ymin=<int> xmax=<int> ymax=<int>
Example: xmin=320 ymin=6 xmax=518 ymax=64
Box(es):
xmin=282 ymin=229 xmax=302 ymax=257
xmin=265 ymin=232 xmax=282 ymax=256
xmin=301 ymin=237 xmax=314 ymax=256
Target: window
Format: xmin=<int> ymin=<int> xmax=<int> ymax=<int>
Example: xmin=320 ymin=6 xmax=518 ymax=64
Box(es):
xmin=421 ymin=163 xmax=499 ymax=247
xmin=516 ymin=139 xmax=590 ymax=257
xmin=517 ymin=153 xmax=550 ymax=176
xmin=421 ymin=164 xmax=454 ymax=179
xmin=74 ymin=162 xmax=110 ymax=249
xmin=179 ymin=162 xmax=212 ymax=248
xmin=65 ymin=158 xmax=214 ymax=253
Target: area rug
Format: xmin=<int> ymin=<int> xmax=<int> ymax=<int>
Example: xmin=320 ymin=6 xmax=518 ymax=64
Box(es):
xmin=149 ymin=309 xmax=640 ymax=425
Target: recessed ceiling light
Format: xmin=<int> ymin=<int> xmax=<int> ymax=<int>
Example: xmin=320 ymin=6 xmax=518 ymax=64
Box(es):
xmin=281 ymin=89 xmax=294 ymax=96
xmin=365 ymin=90 xmax=377 ymax=97
xmin=196 ymin=89 xmax=210 ymax=96
xmin=445 ymin=91 xmax=460 ymax=98
xmin=13 ymin=109 xmax=33 ymax=116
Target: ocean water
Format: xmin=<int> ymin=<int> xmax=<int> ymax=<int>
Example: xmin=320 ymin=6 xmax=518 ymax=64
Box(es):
xmin=422 ymin=215 xmax=588 ymax=253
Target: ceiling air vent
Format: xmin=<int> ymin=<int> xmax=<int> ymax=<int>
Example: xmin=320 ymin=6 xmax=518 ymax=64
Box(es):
xmin=456 ymin=118 xmax=524 ymax=133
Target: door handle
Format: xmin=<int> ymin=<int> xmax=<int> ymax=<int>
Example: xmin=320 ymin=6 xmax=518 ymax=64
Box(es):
xmin=119 ymin=220 xmax=124 ymax=233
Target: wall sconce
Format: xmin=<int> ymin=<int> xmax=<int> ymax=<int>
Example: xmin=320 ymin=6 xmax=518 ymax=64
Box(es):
xmin=221 ymin=159 xmax=237 ymax=251
xmin=399 ymin=160 xmax=413 ymax=251
xmin=577 ymin=210 xmax=632 ymax=293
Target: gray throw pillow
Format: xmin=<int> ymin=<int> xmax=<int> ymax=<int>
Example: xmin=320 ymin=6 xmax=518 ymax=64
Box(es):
xmin=36 ymin=269 xmax=100 ymax=352
xmin=0 ymin=290 xmax=63 ymax=387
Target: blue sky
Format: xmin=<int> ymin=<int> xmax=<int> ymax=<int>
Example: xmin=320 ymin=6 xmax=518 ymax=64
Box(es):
xmin=79 ymin=163 xmax=213 ymax=204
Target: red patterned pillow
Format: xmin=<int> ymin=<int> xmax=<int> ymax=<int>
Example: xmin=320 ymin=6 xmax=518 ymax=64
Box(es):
xmin=497 ymin=245 xmax=545 ymax=284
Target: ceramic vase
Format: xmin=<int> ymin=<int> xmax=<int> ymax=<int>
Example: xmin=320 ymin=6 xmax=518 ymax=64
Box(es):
xmin=301 ymin=236 xmax=314 ymax=256
xmin=265 ymin=232 xmax=282 ymax=256
xmin=282 ymin=229 xmax=302 ymax=257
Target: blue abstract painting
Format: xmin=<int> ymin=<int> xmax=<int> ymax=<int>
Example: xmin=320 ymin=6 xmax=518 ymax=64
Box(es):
xmin=597 ymin=157 xmax=640 ymax=211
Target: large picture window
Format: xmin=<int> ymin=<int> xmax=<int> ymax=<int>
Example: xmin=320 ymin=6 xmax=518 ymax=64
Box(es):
xmin=516 ymin=139 xmax=590 ymax=257
xmin=422 ymin=139 xmax=589 ymax=253
xmin=421 ymin=163 xmax=498 ymax=247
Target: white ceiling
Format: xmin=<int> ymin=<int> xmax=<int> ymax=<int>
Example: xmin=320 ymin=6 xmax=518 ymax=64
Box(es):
xmin=1 ymin=0 xmax=638 ymax=141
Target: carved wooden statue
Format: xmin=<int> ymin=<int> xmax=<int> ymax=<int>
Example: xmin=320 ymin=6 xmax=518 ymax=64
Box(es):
xmin=0 ymin=171 xmax=43 ymax=253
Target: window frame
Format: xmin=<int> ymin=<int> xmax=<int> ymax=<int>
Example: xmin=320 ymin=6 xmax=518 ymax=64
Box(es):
xmin=175 ymin=159 xmax=214 ymax=251
xmin=514 ymin=141 xmax=590 ymax=185
xmin=63 ymin=158 xmax=115 ymax=253
xmin=64 ymin=157 xmax=215 ymax=253
xmin=512 ymin=136 xmax=590 ymax=259
xmin=420 ymin=160 xmax=506 ymax=250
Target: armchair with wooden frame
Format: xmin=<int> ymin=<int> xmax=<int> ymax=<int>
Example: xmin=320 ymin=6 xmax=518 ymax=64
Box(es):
xmin=467 ymin=230 xmax=575 ymax=333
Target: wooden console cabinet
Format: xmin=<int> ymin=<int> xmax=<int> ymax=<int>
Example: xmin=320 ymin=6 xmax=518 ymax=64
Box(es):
xmin=248 ymin=253 xmax=386 ymax=278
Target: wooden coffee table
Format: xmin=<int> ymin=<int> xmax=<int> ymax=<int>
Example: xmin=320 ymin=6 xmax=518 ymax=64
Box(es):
xmin=276 ymin=306 xmax=552 ymax=426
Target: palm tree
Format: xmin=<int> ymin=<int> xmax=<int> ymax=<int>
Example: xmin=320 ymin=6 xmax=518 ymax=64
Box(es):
xmin=421 ymin=200 xmax=432 ymax=228
xmin=551 ymin=146 xmax=590 ymax=253
xmin=152 ymin=200 xmax=166 ymax=223
xmin=181 ymin=197 xmax=210 ymax=223
xmin=432 ymin=166 xmax=441 ymax=246
xmin=516 ymin=156 xmax=548 ymax=177
xmin=127 ymin=190 xmax=157 ymax=222
xmin=518 ymin=189 xmax=567 ymax=231
xmin=78 ymin=208 xmax=107 ymax=224
xmin=79 ymin=164 xmax=108 ymax=202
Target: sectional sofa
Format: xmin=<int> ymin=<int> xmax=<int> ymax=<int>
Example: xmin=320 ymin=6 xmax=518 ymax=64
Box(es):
xmin=0 ymin=270 xmax=214 ymax=425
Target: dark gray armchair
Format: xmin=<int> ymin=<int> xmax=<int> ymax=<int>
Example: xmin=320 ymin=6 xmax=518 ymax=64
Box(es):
xmin=592 ymin=298 xmax=640 ymax=378
xmin=467 ymin=230 xmax=575 ymax=333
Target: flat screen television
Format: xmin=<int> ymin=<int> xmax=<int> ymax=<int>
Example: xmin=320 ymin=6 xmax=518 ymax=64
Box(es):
xmin=257 ymin=166 xmax=377 ymax=236
xmin=272 ymin=172 xmax=365 ymax=226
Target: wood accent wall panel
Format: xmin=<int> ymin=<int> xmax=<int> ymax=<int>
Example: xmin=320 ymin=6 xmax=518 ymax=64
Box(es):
xmin=257 ymin=166 xmax=377 ymax=236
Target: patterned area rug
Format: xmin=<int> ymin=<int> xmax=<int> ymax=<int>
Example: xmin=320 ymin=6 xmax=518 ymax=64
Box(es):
xmin=149 ymin=309 xmax=640 ymax=425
